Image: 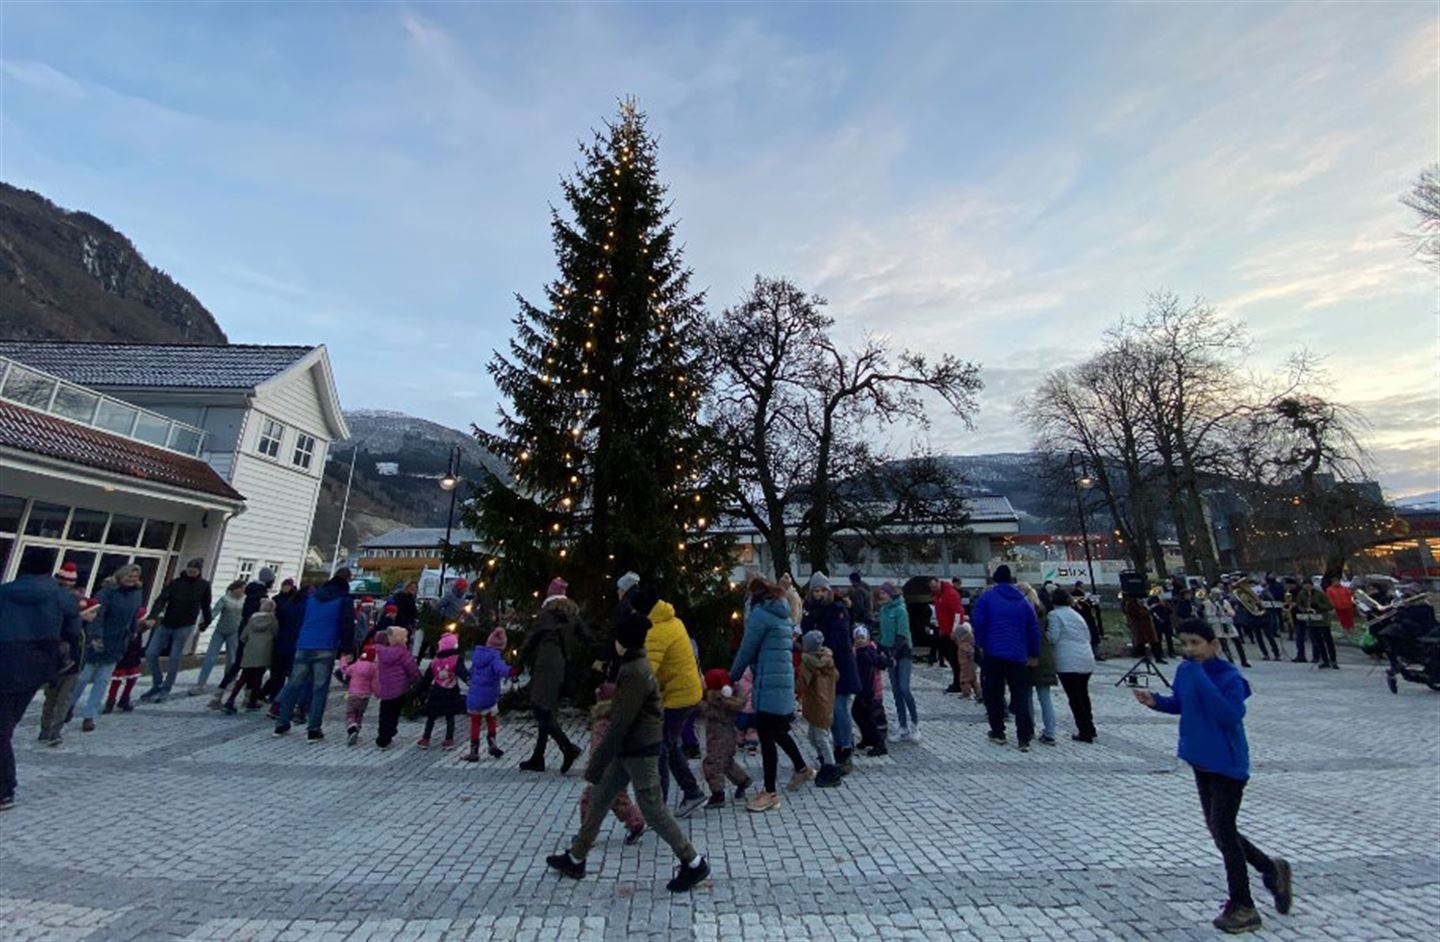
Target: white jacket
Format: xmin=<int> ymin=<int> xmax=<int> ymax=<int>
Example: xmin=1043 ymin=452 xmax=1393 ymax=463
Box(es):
xmin=1045 ymin=606 xmax=1095 ymax=674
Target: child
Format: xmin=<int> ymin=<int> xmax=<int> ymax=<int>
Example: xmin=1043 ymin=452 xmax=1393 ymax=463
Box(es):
xmin=546 ymin=610 xmax=709 ymax=893
xmin=735 ymin=667 xmax=759 ymax=755
xmin=1134 ymin=617 xmax=1293 ymax=935
xmin=798 ymin=630 xmax=842 ymax=787
xmin=955 ymin=618 xmax=981 ymax=702
xmin=375 ymin=627 xmax=420 ymax=749
xmin=417 ymin=632 xmax=469 ymax=750
xmin=700 ymin=668 xmax=752 ymax=807
xmin=851 ymin=627 xmax=890 ymax=757
xmin=225 ymin=599 xmax=278 ymax=714
xmin=576 ymin=679 xmax=646 ymax=845
xmin=334 ymin=643 xmax=377 ymax=744
xmin=465 ymin=627 xmax=512 ymax=761
xmin=106 ymin=611 xmax=148 ymax=714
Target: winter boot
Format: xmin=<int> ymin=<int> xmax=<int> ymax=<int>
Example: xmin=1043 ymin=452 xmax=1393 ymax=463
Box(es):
xmin=463 ymin=741 xmax=480 ymax=763
xmin=487 ymin=733 xmax=504 ymax=758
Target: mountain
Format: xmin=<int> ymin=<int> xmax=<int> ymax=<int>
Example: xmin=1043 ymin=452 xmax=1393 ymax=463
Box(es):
xmin=0 ymin=183 xmax=226 ymax=343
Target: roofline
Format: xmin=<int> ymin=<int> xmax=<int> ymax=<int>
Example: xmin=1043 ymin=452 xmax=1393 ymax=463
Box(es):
xmin=0 ymin=341 xmax=314 ymax=352
xmin=255 ymin=345 xmax=349 ymax=441
xmin=0 ymin=448 xmax=248 ymax=514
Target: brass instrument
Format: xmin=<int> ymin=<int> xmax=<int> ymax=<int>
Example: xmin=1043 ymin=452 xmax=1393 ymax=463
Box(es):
xmin=1234 ymin=583 xmax=1265 ymax=618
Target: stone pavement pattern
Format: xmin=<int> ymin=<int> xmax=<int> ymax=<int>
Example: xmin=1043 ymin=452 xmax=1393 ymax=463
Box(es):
xmin=2 ymin=646 xmax=1437 ymax=941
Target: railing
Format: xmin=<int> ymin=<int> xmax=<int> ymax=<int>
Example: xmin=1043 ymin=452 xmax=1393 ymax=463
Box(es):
xmin=0 ymin=355 xmax=207 ymax=457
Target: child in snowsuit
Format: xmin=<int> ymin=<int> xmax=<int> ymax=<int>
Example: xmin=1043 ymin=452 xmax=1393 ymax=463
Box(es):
xmin=956 ymin=620 xmax=981 ymax=702
xmin=106 ymin=609 xmax=147 ymax=714
xmin=465 ymin=627 xmax=512 ymax=761
xmin=852 ymin=626 xmax=891 ymax=756
xmin=578 ymin=679 xmax=647 ymax=845
xmin=336 ymin=643 xmax=378 ymax=745
xmin=798 ymin=630 xmax=842 ymax=787
xmin=375 ymin=627 xmax=420 ymax=748
xmin=735 ymin=667 xmax=759 ymax=755
xmin=700 ymin=668 xmax=752 ymax=807
xmin=417 ymin=632 xmax=469 ymax=749
xmin=225 ymin=599 xmax=278 ymax=714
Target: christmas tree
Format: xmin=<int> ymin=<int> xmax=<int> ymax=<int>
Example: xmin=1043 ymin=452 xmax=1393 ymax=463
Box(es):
xmin=461 ymin=100 xmax=733 ymax=621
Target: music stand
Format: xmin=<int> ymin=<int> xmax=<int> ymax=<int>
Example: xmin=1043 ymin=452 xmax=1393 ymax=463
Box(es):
xmin=1114 ymin=655 xmax=1172 ymax=690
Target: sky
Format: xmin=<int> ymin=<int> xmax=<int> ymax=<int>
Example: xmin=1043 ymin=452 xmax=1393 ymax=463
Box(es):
xmin=2 ymin=1 xmax=1437 ymax=497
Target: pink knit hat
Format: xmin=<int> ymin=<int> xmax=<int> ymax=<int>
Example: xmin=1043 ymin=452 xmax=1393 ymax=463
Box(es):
xmin=546 ymin=577 xmax=568 ymax=598
xmin=437 ymin=632 xmax=459 ymax=652
xmin=486 ymin=627 xmax=507 ymax=650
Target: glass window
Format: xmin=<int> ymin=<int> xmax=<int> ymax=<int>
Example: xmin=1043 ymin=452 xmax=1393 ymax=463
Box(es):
xmin=169 ymin=424 xmax=203 ymax=456
xmin=140 ymin=519 xmax=175 ymax=550
xmin=0 ymin=495 xmax=24 ymax=534
xmin=0 ymin=537 xmax=12 ymax=577
xmin=18 ymin=544 xmax=60 ymax=576
xmin=24 ymin=502 xmax=69 ymax=538
xmin=52 ymin=385 xmax=100 ymax=424
xmin=133 ymin=412 xmax=171 ymax=447
xmin=135 ymin=555 xmax=160 ymax=602
xmin=1 ymin=366 xmax=56 ymax=409
xmin=163 ymin=554 xmax=177 ymax=587
xmin=67 ymin=508 xmax=109 ymax=543
xmin=237 ymin=558 xmax=257 ymax=583
xmin=106 ymin=514 xmax=144 ymax=547
xmin=172 ymin=523 xmax=187 ymax=554
xmin=62 ymin=549 xmax=98 ymax=593
xmin=94 ymin=400 xmax=138 ymax=436
xmin=95 ymin=552 xmax=132 ymax=588
xmin=292 ymin=433 xmax=316 ymax=470
xmin=257 ymin=418 xmax=284 ymax=459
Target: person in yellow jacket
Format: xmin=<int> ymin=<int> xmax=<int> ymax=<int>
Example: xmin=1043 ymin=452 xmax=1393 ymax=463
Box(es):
xmin=628 ymin=584 xmax=706 ymax=818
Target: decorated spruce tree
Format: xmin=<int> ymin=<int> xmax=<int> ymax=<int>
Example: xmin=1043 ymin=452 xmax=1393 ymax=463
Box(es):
xmin=461 ymin=100 xmax=733 ymax=621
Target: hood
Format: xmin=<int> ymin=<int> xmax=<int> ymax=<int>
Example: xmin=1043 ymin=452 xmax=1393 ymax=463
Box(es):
xmin=312 ymin=582 xmax=348 ymax=604
xmin=6 ymin=574 xmax=63 ymax=607
xmin=989 ymin=583 xmax=1026 ymax=603
xmin=758 ymin=598 xmax=790 ymax=618
xmin=648 ymin=600 xmax=676 ymax=624
xmin=802 ymin=648 xmax=834 ymax=669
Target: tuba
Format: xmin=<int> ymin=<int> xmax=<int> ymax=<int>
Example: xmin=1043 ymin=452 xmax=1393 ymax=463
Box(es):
xmin=1234 ymin=583 xmax=1265 ymax=617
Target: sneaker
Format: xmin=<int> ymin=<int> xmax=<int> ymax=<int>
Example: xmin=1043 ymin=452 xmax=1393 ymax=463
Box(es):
xmin=138 ymin=688 xmax=163 ymax=703
xmin=188 ymin=685 xmax=208 ymax=696
xmin=624 ymin=823 xmax=646 ymax=845
xmin=1212 ymin=902 xmax=1262 ymax=934
xmin=441 ymin=739 xmax=455 ymax=751
xmin=81 ymin=718 xmax=95 ymax=733
xmin=1018 ymin=741 xmax=1031 ymax=753
xmin=545 ymin=852 xmax=586 ymax=881
xmin=207 ymin=698 xmax=224 ymax=711
xmin=867 ymin=743 xmax=888 ymax=757
xmin=306 ymin=729 xmax=325 ymax=744
xmin=1038 ymin=734 xmax=1056 ymax=746
xmin=45 ymin=735 xmax=62 ymax=748
xmin=836 ymin=749 xmax=853 ymax=775
xmin=222 ymin=704 xmax=237 ymax=716
xmin=488 ymin=744 xmax=505 ymax=759
xmin=272 ymin=724 xmax=291 ymax=737
xmin=376 ymin=741 xmax=392 ymax=750
xmin=787 ymin=767 xmax=816 ymax=790
xmin=560 ymin=745 xmax=583 ymax=775
xmin=151 ymin=690 xmax=169 ymax=704
xmin=519 ymin=758 xmax=545 ymax=772
xmin=705 ymin=792 xmax=727 ymax=808
xmin=987 ymin=733 xmax=1007 ymax=746
xmin=118 ymin=699 xmax=134 ymax=713
xmin=0 ymin=795 xmax=14 ymax=811
xmin=666 ymin=856 xmax=710 ymax=894
xmin=909 ymin=726 xmax=921 ymax=742
xmin=1267 ymin=858 xmax=1293 ymax=915
xmin=815 ymin=764 xmax=844 ymax=788
xmin=676 ymin=793 xmax=707 ymax=819
xmin=747 ymin=790 xmax=781 ymax=812
xmin=416 ymin=737 xmax=430 ymax=750
xmin=894 ymin=727 xmax=911 ymax=742
xmin=348 ymin=729 xmax=360 ymax=747
xmin=1071 ymin=734 xmax=1096 ymax=743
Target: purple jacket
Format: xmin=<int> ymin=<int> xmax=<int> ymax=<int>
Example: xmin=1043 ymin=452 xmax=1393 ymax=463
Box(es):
xmin=465 ymin=646 xmax=510 ymax=712
xmin=374 ymin=645 xmax=420 ymax=700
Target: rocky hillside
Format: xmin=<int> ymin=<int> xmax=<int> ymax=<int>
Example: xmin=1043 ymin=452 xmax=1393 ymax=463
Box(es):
xmin=0 ymin=183 xmax=226 ymax=343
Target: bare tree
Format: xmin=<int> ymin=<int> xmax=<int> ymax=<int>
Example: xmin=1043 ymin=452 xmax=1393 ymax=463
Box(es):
xmin=1402 ymin=164 xmax=1440 ymax=269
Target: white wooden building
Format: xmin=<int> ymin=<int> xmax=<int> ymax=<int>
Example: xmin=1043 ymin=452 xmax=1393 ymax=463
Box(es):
xmin=0 ymin=341 xmax=349 ymax=589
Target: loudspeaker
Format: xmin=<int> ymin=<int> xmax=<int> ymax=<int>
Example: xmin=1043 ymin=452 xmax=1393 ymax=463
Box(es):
xmin=1119 ymin=570 xmax=1148 ymax=599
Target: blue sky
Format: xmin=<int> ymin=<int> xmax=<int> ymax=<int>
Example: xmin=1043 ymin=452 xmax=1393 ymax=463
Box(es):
xmin=3 ymin=1 xmax=1436 ymax=496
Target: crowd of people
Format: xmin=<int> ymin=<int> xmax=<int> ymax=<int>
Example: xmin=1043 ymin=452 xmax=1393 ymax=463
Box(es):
xmin=2 ymin=553 xmax=1360 ymax=930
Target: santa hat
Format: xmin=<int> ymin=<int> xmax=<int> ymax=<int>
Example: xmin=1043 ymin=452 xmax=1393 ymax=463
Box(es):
xmin=453 ymin=578 xmax=468 ymax=592
xmin=486 ymin=627 xmax=507 ymax=650
xmin=56 ymin=563 xmax=79 ymax=584
xmin=383 ymin=603 xmax=398 ymax=615
xmin=546 ymin=577 xmax=568 ymax=599
xmin=362 ymin=596 xmax=375 ymax=605
xmin=703 ymin=668 xmax=731 ymax=692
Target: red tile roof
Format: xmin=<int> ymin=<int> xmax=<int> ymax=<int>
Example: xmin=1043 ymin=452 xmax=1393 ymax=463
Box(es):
xmin=0 ymin=401 xmax=244 ymax=501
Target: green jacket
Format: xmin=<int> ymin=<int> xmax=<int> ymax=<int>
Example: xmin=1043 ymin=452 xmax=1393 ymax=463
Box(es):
xmin=1029 ymin=625 xmax=1057 ymax=687
xmin=585 ymin=649 xmax=664 ymax=784
xmin=877 ymin=598 xmax=911 ymax=652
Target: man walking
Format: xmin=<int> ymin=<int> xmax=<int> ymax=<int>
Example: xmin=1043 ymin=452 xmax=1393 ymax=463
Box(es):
xmin=273 ymin=568 xmax=355 ymax=742
xmin=972 ymin=564 xmax=1041 ymax=751
xmin=140 ymin=558 xmax=212 ymax=703
xmin=0 ymin=554 xmax=81 ymax=809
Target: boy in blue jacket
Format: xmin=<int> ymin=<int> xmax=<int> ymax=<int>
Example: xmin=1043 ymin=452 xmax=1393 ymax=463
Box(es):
xmin=1135 ymin=617 xmax=1293 ymax=935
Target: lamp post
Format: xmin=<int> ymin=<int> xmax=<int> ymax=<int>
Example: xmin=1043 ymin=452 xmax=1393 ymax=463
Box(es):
xmin=1068 ymin=450 xmax=1105 ymax=647
xmin=437 ymin=445 xmax=461 ymax=594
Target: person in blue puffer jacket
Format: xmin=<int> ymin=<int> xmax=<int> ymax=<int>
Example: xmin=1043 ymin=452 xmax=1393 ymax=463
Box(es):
xmin=272 ymin=569 xmax=355 ymax=741
xmin=1135 ymin=617 xmax=1292 ymax=935
xmin=730 ymin=578 xmax=812 ymax=811
xmin=971 ymin=565 xmax=1041 ymax=750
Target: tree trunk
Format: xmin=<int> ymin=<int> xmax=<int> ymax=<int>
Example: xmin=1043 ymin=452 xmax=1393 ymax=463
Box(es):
xmin=805 ymin=409 xmax=837 ymax=576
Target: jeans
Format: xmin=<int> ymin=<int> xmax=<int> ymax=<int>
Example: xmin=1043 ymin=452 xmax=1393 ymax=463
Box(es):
xmin=659 ymin=706 xmax=701 ymax=801
xmin=1194 ymin=768 xmax=1277 ymax=909
xmin=1032 ymin=684 xmax=1056 ymax=738
xmin=70 ymin=660 xmax=118 ymax=722
xmin=145 ymin=624 xmax=195 ymax=693
xmin=1 ymin=687 xmax=40 ymax=800
xmin=569 ymin=754 xmax=697 ymax=865
xmin=981 ymin=655 xmax=1034 ymax=743
xmin=274 ymin=649 xmax=336 ymax=732
xmin=831 ymin=693 xmax=855 ymax=750
xmin=1057 ymin=671 xmax=1097 ymax=740
xmin=755 ymin=711 xmax=806 ymax=793
xmin=195 ymin=630 xmax=239 ymax=688
xmin=889 ymin=653 xmax=919 ymax=728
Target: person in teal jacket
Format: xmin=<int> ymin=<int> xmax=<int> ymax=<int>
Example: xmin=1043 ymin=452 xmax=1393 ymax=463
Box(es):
xmin=876 ymin=583 xmax=918 ymax=740
xmin=730 ymin=578 xmax=812 ymax=811
xmin=1135 ymin=617 xmax=1293 ymax=935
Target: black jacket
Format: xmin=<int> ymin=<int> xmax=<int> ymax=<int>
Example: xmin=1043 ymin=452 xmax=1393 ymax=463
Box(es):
xmin=239 ymin=581 xmax=270 ymax=630
xmin=150 ymin=573 xmax=212 ymax=630
xmin=0 ymin=574 xmax=82 ymax=693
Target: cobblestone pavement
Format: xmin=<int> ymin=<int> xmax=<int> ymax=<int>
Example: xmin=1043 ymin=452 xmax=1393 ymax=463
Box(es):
xmin=2 ymin=645 xmax=1436 ymax=941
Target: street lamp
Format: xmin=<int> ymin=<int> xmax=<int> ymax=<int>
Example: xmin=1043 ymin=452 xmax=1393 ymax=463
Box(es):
xmin=437 ymin=444 xmax=462 ymax=593
xmin=1068 ymin=450 xmax=1105 ymax=650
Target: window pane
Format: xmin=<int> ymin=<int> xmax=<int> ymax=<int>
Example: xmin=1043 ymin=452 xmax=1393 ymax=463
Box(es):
xmin=169 ymin=425 xmax=203 ymax=456
xmin=66 ymin=508 xmax=109 ymax=543
xmin=0 ymin=495 xmax=24 ymax=534
xmin=106 ymin=514 xmax=144 ymax=547
xmin=24 ymin=501 xmax=69 ymax=538
xmin=1 ymin=366 xmax=56 ymax=409
xmin=135 ymin=555 xmax=160 ymax=601
xmin=19 ymin=544 xmax=60 ymax=577
xmin=133 ymin=412 xmax=171 ymax=447
xmin=51 ymin=385 xmax=100 ymax=424
xmin=94 ymin=400 xmax=138 ymax=436
xmin=95 ymin=552 xmax=132 ymax=587
xmin=140 ymin=519 xmax=174 ymax=550
xmin=172 ymin=524 xmax=187 ymax=553
xmin=0 ymin=537 xmax=12 ymax=577
xmin=62 ymin=549 xmax=98 ymax=594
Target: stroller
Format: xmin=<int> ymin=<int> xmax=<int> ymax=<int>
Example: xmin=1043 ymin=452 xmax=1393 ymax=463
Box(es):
xmin=1363 ymin=593 xmax=1440 ymax=694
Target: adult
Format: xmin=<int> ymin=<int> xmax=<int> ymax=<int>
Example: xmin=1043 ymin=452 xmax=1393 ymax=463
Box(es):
xmin=1122 ymin=594 xmax=1163 ymax=662
xmin=272 ymin=568 xmax=355 ymax=741
xmin=847 ymin=572 xmax=872 ymax=627
xmin=1147 ymin=590 xmax=1177 ymax=660
xmin=614 ymin=571 xmax=642 ymax=620
xmin=1047 ymin=588 xmax=1097 ymax=743
xmin=1324 ymin=576 xmax=1358 ymax=636
xmin=518 ymin=581 xmax=582 ymax=774
xmin=140 ymin=558 xmax=213 ymax=703
xmin=69 ymin=564 xmax=145 ymax=732
xmin=1021 ymin=583 xmax=1058 ymax=746
xmin=972 ymin=564 xmax=1041 ymax=751
xmin=730 ymin=578 xmax=812 ymax=811
xmin=802 ymin=573 xmax=861 ymax=774
xmin=1072 ymin=581 xmax=1105 ymax=660
xmin=390 ymin=580 xmax=420 ymax=630
xmin=1233 ymin=578 xmax=1280 ymax=661
xmin=876 ymin=582 xmax=918 ymax=740
xmin=0 ymin=553 xmax=81 ymax=809
xmin=1293 ymin=579 xmax=1336 ymax=670
xmin=262 ymin=579 xmax=303 ymax=706
xmin=930 ymin=576 xmax=964 ymax=693
xmin=436 ymin=578 xmax=471 ymax=624
xmin=625 ymin=584 xmax=705 ymax=816
xmin=193 ymin=580 xmax=246 ymax=696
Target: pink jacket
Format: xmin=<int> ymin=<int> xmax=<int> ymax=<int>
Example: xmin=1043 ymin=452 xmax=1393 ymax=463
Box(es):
xmin=340 ymin=657 xmax=378 ymax=698
xmin=375 ymin=645 xmax=420 ymax=700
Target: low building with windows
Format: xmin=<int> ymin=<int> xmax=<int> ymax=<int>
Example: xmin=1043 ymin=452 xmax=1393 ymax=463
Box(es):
xmin=0 ymin=341 xmax=348 ymax=592
xmin=356 ymin=527 xmax=483 ymax=571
